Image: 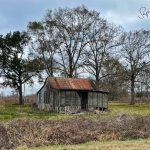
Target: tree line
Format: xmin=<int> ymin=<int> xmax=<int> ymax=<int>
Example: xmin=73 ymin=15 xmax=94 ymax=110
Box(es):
xmin=0 ymin=6 xmax=150 ymax=105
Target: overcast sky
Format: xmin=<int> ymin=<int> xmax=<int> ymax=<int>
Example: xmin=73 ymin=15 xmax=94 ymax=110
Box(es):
xmin=0 ymin=0 xmax=150 ymax=95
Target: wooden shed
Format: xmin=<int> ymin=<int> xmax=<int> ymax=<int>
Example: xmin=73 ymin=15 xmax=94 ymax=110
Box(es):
xmin=37 ymin=77 xmax=108 ymax=113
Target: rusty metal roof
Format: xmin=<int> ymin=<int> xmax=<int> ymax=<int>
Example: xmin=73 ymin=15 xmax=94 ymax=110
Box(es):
xmin=47 ymin=77 xmax=97 ymax=90
xmin=37 ymin=77 xmax=108 ymax=94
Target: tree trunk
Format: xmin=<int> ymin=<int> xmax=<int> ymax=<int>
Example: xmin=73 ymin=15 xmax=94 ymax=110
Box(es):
xmin=18 ymin=84 xmax=24 ymax=105
xmin=95 ymin=73 xmax=100 ymax=87
xmin=140 ymin=82 xmax=143 ymax=99
xmin=68 ymin=73 xmax=73 ymax=78
xmin=68 ymin=67 xmax=73 ymax=78
xmin=50 ymin=57 xmax=53 ymax=77
xmin=95 ymin=80 xmax=99 ymax=87
xmin=130 ymin=77 xmax=135 ymax=105
xmin=146 ymin=85 xmax=149 ymax=98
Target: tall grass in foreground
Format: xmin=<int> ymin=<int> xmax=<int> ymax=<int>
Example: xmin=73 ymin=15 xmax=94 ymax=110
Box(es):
xmin=1 ymin=115 xmax=150 ymax=149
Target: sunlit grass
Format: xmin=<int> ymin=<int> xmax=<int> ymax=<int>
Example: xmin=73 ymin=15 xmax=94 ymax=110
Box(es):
xmin=0 ymin=102 xmax=150 ymax=121
xmin=109 ymin=102 xmax=150 ymax=115
xmin=16 ymin=139 xmax=150 ymax=150
xmin=0 ymin=104 xmax=73 ymax=121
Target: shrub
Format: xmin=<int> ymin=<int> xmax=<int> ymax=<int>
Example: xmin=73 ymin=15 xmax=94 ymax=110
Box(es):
xmin=0 ymin=115 xmax=150 ymax=149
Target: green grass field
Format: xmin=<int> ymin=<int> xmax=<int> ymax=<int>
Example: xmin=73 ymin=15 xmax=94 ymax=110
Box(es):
xmin=0 ymin=102 xmax=150 ymax=121
xmin=0 ymin=104 xmax=72 ymax=121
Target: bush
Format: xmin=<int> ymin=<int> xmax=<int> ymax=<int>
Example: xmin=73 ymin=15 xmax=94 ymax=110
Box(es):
xmin=0 ymin=124 xmax=12 ymax=149
xmin=0 ymin=115 xmax=150 ymax=149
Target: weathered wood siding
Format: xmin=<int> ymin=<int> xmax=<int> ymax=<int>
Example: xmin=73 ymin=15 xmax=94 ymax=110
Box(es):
xmin=103 ymin=93 xmax=108 ymax=108
xmin=37 ymin=84 xmax=46 ymax=110
xmin=37 ymin=83 xmax=59 ymax=111
xmin=37 ymin=85 xmax=108 ymax=113
xmin=59 ymin=91 xmax=81 ymax=113
xmin=88 ymin=92 xmax=108 ymax=110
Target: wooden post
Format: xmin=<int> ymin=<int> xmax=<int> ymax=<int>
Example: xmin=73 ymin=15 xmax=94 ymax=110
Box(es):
xmin=58 ymin=90 xmax=60 ymax=113
xmin=106 ymin=94 xmax=108 ymax=110
xmin=102 ymin=94 xmax=104 ymax=112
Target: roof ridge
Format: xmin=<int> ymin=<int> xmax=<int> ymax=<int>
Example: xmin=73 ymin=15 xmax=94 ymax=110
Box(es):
xmin=48 ymin=76 xmax=91 ymax=80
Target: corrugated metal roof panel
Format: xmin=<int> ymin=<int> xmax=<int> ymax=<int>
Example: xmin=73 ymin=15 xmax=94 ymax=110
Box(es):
xmin=47 ymin=77 xmax=96 ymax=90
xmin=37 ymin=77 xmax=109 ymax=94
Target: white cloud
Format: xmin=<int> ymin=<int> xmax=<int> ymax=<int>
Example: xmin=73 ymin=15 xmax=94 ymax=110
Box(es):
xmin=103 ymin=11 xmax=139 ymax=29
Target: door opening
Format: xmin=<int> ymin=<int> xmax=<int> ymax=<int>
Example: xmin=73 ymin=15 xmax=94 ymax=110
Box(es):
xmin=79 ymin=91 xmax=88 ymax=110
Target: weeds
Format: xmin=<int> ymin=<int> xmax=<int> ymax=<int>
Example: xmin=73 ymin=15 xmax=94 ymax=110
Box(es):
xmin=0 ymin=103 xmax=150 ymax=149
xmin=0 ymin=115 xmax=150 ymax=149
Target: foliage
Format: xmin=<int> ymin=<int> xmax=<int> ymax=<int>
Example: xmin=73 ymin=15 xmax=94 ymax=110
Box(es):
xmin=0 ymin=31 xmax=41 ymax=104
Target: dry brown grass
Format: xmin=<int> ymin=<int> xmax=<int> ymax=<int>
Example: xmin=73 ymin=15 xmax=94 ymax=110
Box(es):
xmin=112 ymin=96 xmax=150 ymax=104
xmin=0 ymin=94 xmax=36 ymax=105
xmin=0 ymin=96 xmax=17 ymax=105
xmin=1 ymin=115 xmax=150 ymax=149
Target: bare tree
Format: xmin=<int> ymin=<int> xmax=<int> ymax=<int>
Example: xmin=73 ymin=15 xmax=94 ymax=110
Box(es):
xmin=120 ymin=30 xmax=150 ymax=105
xmin=44 ymin=6 xmax=101 ymax=78
xmin=28 ymin=21 xmax=60 ymax=77
xmin=101 ymin=57 xmax=128 ymax=100
xmin=137 ymin=68 xmax=150 ymax=98
xmin=83 ymin=20 xmax=122 ymax=85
